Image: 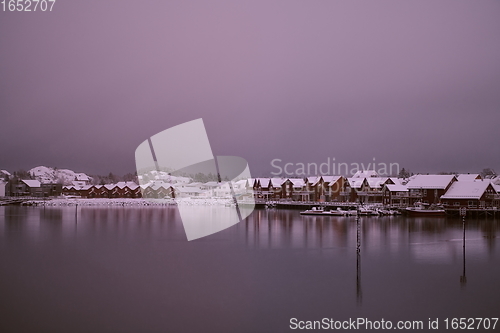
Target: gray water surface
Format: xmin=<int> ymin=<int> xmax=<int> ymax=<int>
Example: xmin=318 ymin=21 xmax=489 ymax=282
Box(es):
xmin=0 ymin=206 xmax=499 ymax=332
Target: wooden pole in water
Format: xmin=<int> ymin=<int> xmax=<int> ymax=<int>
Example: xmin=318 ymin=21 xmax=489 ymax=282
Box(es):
xmin=460 ymin=208 xmax=467 ymax=287
xmin=356 ymin=208 xmax=362 ymax=305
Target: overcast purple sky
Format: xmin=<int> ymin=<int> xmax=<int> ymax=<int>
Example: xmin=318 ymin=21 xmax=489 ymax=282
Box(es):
xmin=1 ymin=0 xmax=499 ymax=177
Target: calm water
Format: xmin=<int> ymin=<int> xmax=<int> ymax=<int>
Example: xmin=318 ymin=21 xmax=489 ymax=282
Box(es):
xmin=0 ymin=206 xmax=499 ymax=332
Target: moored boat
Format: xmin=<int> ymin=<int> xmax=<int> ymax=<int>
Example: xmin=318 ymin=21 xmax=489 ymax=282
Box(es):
xmin=405 ymin=203 xmax=445 ymax=216
xmin=300 ymin=207 xmax=354 ymax=216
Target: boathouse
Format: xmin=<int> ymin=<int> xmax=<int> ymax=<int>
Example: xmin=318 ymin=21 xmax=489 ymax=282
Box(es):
xmin=440 ymin=180 xmax=499 ymax=209
xmin=406 ymin=174 xmax=457 ymax=205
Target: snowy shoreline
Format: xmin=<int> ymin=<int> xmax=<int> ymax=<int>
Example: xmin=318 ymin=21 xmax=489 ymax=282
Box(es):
xmin=22 ymin=197 xmax=236 ymax=207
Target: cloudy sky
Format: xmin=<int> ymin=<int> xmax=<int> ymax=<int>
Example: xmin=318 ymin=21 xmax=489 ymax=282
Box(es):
xmin=1 ymin=0 xmax=499 ymax=177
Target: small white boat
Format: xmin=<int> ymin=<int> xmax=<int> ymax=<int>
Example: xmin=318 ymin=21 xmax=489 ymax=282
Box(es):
xmin=300 ymin=207 xmax=346 ymax=216
xmin=358 ymin=208 xmax=379 ymax=216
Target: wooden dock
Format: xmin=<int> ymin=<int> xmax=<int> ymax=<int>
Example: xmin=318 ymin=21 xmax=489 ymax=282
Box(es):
xmin=444 ymin=207 xmax=500 ymax=218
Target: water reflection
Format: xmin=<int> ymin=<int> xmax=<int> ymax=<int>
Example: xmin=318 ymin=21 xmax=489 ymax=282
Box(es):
xmin=0 ymin=206 xmax=500 ymax=332
xmin=461 ymin=217 xmax=467 ymax=288
xmin=1 ymin=207 xmax=499 ymax=261
xmin=356 ymin=214 xmax=362 ymax=305
xmin=240 ymin=210 xmax=499 ymax=261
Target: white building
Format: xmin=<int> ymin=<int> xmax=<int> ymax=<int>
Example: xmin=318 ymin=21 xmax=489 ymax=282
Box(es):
xmin=0 ymin=181 xmax=6 ymax=197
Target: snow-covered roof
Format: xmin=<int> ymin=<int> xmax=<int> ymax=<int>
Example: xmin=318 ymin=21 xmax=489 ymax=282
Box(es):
xmin=326 ymin=176 xmax=343 ymax=186
xmin=389 ymin=177 xmax=404 ymax=185
xmin=457 ymin=174 xmax=481 ymax=181
xmin=441 ymin=180 xmax=492 ymax=199
xmin=149 ymin=183 xmax=173 ymax=191
xmin=306 ymin=176 xmax=320 ymax=185
xmin=75 ymin=173 xmax=90 ymax=181
xmin=287 ymin=178 xmax=305 ymax=187
xmin=256 ymin=178 xmax=270 ymax=187
xmin=1 ymin=170 xmax=11 ymax=176
xmin=366 ymin=177 xmax=388 ymax=189
xmin=385 ymin=184 xmax=408 ymax=192
xmin=406 ymin=175 xmax=456 ymax=189
xmin=127 ymin=183 xmax=139 ymax=190
xmin=320 ymin=175 xmax=339 ymax=184
xmin=115 ymin=181 xmax=139 ymax=190
xmin=246 ymin=178 xmax=256 ymax=187
xmin=270 ymin=178 xmax=284 ymax=187
xmin=347 ymin=178 xmax=364 ymax=189
xmin=21 ymin=179 xmax=41 ymax=187
xmin=352 ymin=170 xmax=378 ymax=178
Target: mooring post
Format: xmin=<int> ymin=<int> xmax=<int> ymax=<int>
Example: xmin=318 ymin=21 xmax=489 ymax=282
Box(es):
xmin=356 ymin=206 xmax=362 ymax=304
xmin=460 ymin=207 xmax=467 ymax=287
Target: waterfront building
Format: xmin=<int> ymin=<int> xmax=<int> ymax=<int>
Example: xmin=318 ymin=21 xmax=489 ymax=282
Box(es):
xmin=6 ymin=179 xmax=42 ymax=197
xmin=382 ymin=183 xmax=409 ymax=207
xmin=441 ymin=180 xmax=499 ymax=209
xmin=406 ymin=174 xmax=457 ymax=205
xmin=281 ymin=178 xmax=306 ymax=201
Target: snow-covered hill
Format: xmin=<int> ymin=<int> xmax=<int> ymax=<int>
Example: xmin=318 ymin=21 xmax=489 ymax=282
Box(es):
xmin=29 ymin=166 xmax=92 ymax=185
xmin=137 ymin=170 xmax=192 ymax=185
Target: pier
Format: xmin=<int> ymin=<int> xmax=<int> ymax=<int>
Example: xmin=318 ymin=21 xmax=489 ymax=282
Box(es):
xmin=262 ymin=200 xmax=360 ymax=210
xmin=444 ymin=207 xmax=500 ymax=219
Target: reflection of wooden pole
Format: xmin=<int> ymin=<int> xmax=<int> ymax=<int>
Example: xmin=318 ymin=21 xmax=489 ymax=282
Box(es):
xmin=356 ymin=212 xmax=362 ymax=305
xmin=75 ymin=203 xmax=78 ymax=224
xmin=460 ymin=215 xmax=467 ymax=287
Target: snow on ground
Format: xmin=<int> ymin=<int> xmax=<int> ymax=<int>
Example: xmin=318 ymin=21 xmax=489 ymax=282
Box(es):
xmin=23 ymin=197 xmax=234 ymax=206
xmin=24 ymin=198 xmax=175 ymax=206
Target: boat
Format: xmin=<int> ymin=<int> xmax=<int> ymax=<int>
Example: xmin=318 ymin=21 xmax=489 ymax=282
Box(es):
xmin=405 ymin=202 xmax=445 ymax=216
xmin=378 ymin=209 xmax=401 ymax=216
xmin=300 ymin=207 xmax=349 ymax=216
